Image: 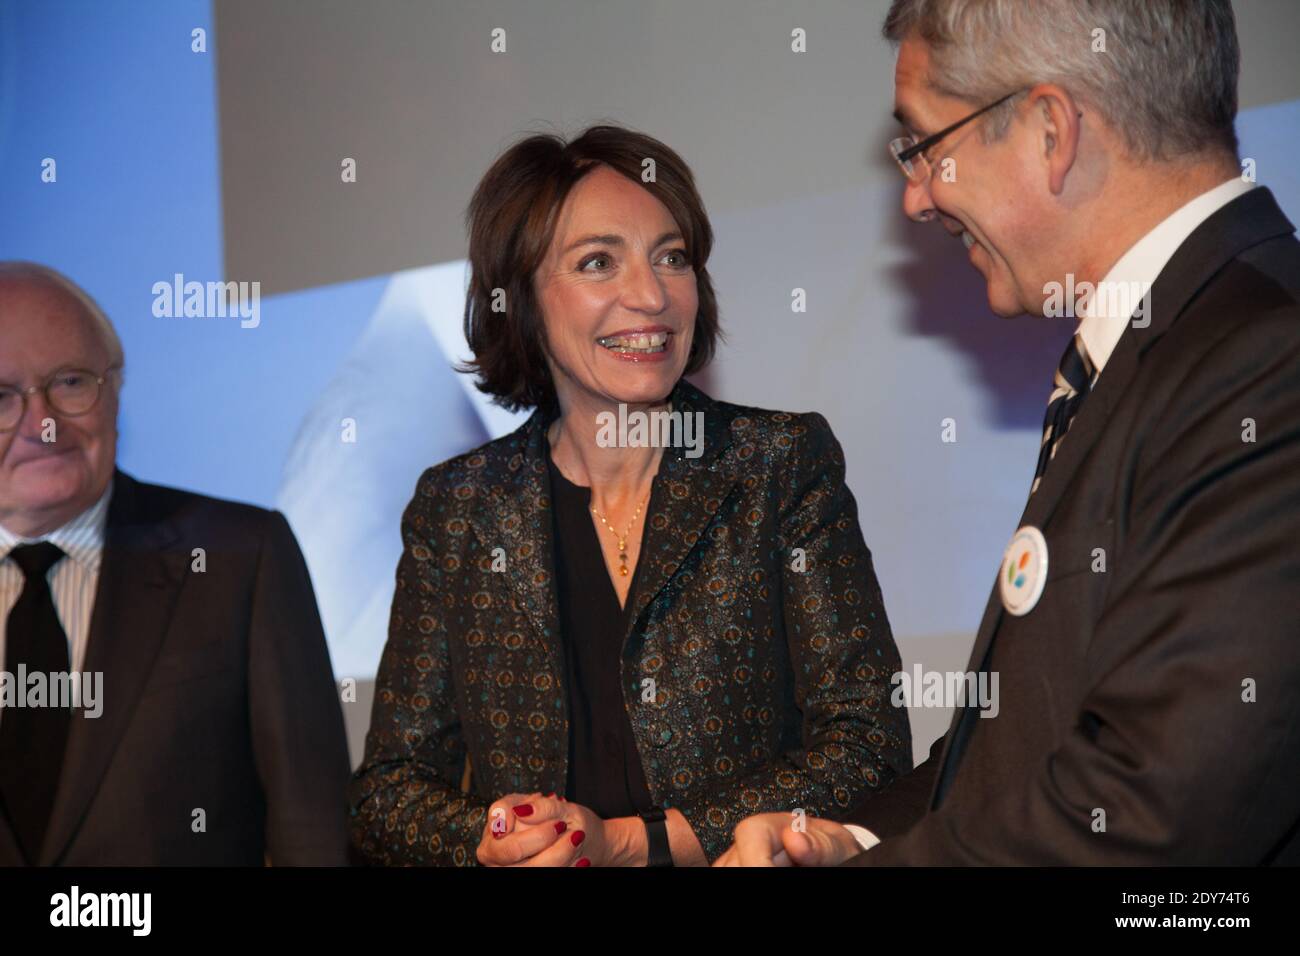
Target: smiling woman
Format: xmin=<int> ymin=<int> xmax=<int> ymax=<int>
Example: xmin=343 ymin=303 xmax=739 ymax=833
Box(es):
xmin=457 ymin=125 xmax=720 ymax=414
xmin=348 ymin=123 xmax=913 ymax=867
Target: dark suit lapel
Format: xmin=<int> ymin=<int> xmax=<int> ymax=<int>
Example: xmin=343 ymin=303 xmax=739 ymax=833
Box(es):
xmin=40 ymin=470 xmax=188 ymax=864
xmin=930 ymin=187 xmax=1296 ymax=808
xmin=954 ymin=331 xmax=1144 ymax=696
xmin=929 ymin=280 xmax=1148 ymax=806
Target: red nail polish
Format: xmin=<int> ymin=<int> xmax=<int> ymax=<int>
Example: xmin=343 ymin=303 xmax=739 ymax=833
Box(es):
xmin=554 ymin=821 xmax=567 ymax=835
xmin=513 ymin=803 xmax=533 ymax=817
xmin=570 ymin=830 xmax=585 ymax=846
xmin=546 ymin=792 xmax=556 ymax=798
xmin=575 ymin=857 xmax=591 ymax=867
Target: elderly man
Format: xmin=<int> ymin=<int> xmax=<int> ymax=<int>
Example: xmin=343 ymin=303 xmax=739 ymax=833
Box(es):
xmin=0 ymin=262 xmax=350 ymax=865
xmin=720 ymin=0 xmax=1300 ymax=865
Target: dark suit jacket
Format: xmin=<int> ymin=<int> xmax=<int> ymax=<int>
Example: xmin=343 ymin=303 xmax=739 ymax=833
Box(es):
xmin=349 ymin=380 xmax=911 ymax=864
xmin=846 ymin=186 xmax=1300 ymax=865
xmin=0 ymin=470 xmax=351 ymax=865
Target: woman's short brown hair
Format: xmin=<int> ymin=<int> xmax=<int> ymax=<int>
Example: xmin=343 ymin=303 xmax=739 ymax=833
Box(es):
xmin=459 ymin=124 xmax=720 ymax=412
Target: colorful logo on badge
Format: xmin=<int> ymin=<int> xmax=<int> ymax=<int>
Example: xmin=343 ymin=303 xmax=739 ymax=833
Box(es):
xmin=999 ymin=525 xmax=1049 ymax=616
xmin=1006 ymin=550 xmax=1030 ymax=589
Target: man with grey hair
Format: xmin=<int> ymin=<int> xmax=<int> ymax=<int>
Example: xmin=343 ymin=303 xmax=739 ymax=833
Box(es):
xmin=720 ymin=0 xmax=1299 ymax=865
xmin=0 ymin=262 xmax=351 ymax=865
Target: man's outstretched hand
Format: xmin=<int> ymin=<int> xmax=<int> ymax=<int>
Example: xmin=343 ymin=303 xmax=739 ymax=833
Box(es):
xmin=713 ymin=812 xmax=864 ymax=867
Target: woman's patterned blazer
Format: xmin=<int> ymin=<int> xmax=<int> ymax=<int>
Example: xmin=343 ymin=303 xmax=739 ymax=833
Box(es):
xmin=349 ymin=378 xmax=912 ymax=864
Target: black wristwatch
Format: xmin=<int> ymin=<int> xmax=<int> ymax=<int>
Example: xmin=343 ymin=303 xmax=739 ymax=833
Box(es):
xmin=639 ymin=806 xmax=673 ymax=867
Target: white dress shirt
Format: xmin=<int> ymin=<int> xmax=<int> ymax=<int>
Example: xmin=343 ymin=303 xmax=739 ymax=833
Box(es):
xmin=844 ymin=175 xmax=1256 ymax=856
xmin=0 ymin=480 xmax=113 ymax=699
xmin=1078 ymin=176 xmax=1254 ymax=375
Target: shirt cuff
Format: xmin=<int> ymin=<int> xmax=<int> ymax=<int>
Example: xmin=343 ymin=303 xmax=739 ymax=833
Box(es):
xmin=843 ymin=823 xmax=881 ymax=852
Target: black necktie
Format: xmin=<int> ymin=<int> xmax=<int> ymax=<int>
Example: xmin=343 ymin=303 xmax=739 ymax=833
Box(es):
xmin=1031 ymin=332 xmax=1095 ymax=494
xmin=0 ymin=541 xmax=70 ymax=863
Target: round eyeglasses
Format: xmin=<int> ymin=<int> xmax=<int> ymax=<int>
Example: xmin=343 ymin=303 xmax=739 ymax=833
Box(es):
xmin=0 ymin=366 xmax=120 ymax=431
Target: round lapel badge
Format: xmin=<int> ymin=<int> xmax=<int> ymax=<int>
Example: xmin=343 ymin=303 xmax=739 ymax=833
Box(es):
xmin=999 ymin=525 xmax=1048 ymax=616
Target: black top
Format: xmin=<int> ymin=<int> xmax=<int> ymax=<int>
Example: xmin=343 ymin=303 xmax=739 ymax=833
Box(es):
xmin=545 ymin=441 xmax=655 ymax=819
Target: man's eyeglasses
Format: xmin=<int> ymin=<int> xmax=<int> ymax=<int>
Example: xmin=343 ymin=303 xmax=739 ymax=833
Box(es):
xmin=0 ymin=366 xmax=121 ymax=432
xmin=889 ymin=90 xmax=1023 ymax=183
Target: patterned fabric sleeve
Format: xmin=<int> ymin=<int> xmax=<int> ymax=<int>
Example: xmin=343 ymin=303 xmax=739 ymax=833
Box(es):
xmin=671 ymin=413 xmax=913 ymax=861
xmin=347 ymin=468 xmax=489 ymax=866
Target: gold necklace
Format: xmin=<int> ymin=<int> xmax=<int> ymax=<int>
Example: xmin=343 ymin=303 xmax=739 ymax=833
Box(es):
xmin=591 ymin=496 xmax=647 ymax=576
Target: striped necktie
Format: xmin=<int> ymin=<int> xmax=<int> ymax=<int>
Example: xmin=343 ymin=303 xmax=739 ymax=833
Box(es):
xmin=1031 ymin=332 xmax=1095 ymax=495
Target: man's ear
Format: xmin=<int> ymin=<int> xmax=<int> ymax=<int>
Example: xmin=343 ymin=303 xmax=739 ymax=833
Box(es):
xmin=1028 ymin=83 xmax=1083 ymax=196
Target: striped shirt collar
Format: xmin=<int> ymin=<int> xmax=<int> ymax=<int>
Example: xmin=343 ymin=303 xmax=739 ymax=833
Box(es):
xmin=0 ymin=477 xmax=114 ymax=572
